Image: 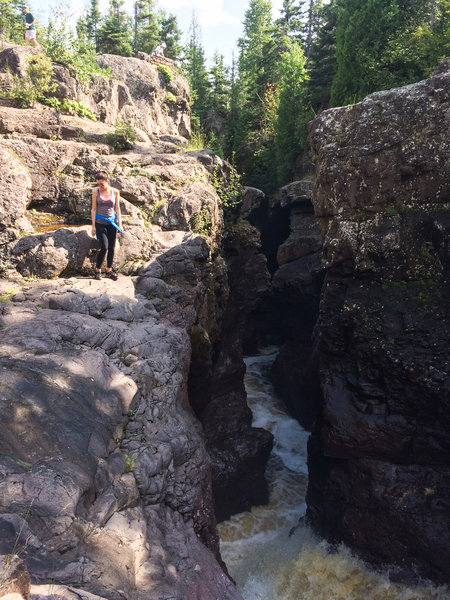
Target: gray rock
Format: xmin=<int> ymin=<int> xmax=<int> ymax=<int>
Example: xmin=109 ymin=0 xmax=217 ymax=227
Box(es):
xmin=0 ymin=554 xmax=30 ymax=599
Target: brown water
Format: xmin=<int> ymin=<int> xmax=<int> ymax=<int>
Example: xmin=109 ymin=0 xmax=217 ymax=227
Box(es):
xmin=26 ymin=210 xmax=86 ymax=234
xmin=219 ymin=350 xmax=450 ymax=600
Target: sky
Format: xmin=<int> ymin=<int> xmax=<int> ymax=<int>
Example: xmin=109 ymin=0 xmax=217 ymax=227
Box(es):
xmin=33 ymin=0 xmax=284 ymax=67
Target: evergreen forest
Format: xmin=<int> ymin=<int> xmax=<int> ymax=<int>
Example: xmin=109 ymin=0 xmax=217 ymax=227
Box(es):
xmin=1 ymin=0 xmax=448 ymax=192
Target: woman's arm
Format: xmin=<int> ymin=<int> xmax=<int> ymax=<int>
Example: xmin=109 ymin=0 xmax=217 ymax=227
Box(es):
xmin=91 ymin=188 xmax=97 ymax=236
xmin=115 ymin=189 xmax=123 ymax=231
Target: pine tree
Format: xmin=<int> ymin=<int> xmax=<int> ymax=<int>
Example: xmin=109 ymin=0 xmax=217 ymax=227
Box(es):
xmin=158 ymin=12 xmax=183 ymax=61
xmin=77 ymin=0 xmax=101 ymax=51
xmin=232 ymin=0 xmax=280 ymax=187
xmin=303 ymin=0 xmax=323 ymax=61
xmin=235 ymin=0 xmax=277 ymax=142
xmin=274 ymin=41 xmax=311 ymax=185
xmin=0 ymin=0 xmax=24 ymax=43
xmin=183 ymin=14 xmax=210 ymax=127
xmin=330 ymin=0 xmax=400 ymax=105
xmin=380 ymin=0 xmax=450 ymax=85
xmin=97 ymin=8 xmax=133 ymax=56
xmin=307 ymin=0 xmax=339 ymax=110
xmin=208 ymin=52 xmax=229 ymax=115
xmin=224 ymin=52 xmax=239 ymax=157
xmin=134 ymin=0 xmax=159 ymax=54
xmin=276 ymin=0 xmax=303 ymax=39
xmin=330 ymin=0 xmax=450 ymax=106
xmin=204 ymin=52 xmax=230 ymax=155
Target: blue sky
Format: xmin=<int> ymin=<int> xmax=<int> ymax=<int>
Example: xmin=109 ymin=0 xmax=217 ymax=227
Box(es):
xmin=32 ymin=0 xmax=284 ymax=67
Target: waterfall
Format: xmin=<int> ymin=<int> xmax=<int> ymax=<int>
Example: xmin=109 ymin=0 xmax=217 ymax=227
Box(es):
xmin=218 ymin=349 xmax=450 ymax=600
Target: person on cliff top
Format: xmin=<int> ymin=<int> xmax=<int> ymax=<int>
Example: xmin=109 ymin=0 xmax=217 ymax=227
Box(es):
xmin=91 ymin=171 xmax=123 ymax=281
xmin=152 ymin=41 xmax=166 ymax=57
xmin=23 ymin=6 xmax=39 ymax=48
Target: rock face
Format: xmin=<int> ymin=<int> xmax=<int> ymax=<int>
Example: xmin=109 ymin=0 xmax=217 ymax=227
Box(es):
xmin=306 ymin=59 xmax=450 ymax=583
xmin=0 ymin=46 xmax=190 ymax=139
xmin=269 ymin=181 xmax=324 ymax=430
xmin=197 ymin=220 xmax=274 ymax=522
xmin=0 ymin=46 xmax=260 ymax=600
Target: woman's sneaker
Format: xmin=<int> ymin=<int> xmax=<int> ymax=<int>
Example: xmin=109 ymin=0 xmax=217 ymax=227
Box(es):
xmin=94 ymin=271 xmax=102 ymax=280
xmin=106 ymin=271 xmax=118 ymax=281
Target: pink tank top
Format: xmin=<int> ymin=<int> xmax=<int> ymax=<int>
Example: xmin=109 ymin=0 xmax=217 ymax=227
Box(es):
xmin=96 ymin=188 xmax=115 ymax=219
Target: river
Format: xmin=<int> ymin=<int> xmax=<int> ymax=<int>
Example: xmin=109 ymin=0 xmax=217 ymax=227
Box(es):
xmin=218 ymin=349 xmax=450 ymax=600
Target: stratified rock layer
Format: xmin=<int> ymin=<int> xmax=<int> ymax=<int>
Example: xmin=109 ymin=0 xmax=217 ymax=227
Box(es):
xmin=306 ymin=59 xmax=450 ymax=583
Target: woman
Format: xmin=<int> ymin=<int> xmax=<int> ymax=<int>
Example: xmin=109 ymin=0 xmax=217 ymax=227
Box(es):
xmin=91 ymin=171 xmax=123 ymax=280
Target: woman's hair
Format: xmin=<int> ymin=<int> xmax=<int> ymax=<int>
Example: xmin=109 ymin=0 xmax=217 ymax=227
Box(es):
xmin=95 ymin=171 xmax=109 ymax=181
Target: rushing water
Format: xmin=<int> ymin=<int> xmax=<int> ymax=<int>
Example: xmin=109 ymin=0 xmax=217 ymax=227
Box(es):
xmin=218 ymin=349 xmax=450 ymax=600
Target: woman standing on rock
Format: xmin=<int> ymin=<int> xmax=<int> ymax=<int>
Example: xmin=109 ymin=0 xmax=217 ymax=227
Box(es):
xmin=91 ymin=171 xmax=123 ymax=280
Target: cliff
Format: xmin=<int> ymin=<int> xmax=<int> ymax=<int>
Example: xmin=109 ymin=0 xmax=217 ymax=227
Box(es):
xmin=285 ymin=59 xmax=449 ymax=583
xmin=0 ymin=46 xmax=272 ymax=600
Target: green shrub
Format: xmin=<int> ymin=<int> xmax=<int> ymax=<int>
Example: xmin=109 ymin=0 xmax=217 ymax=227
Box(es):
xmin=107 ymin=120 xmax=137 ymax=151
xmin=165 ymin=91 xmax=177 ymax=104
xmin=42 ymin=9 xmax=110 ymax=89
xmin=185 ymin=126 xmax=208 ymax=151
xmin=5 ymin=54 xmax=57 ymax=108
xmin=212 ymin=165 xmax=243 ymax=212
xmin=157 ymin=64 xmax=173 ymax=85
xmin=41 ymin=97 xmax=97 ymax=120
xmin=189 ymin=207 xmax=212 ymax=237
xmin=0 ymin=289 xmax=15 ymax=303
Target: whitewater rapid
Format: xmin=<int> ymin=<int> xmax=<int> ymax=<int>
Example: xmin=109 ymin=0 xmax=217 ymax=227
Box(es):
xmin=218 ymin=349 xmax=450 ymax=600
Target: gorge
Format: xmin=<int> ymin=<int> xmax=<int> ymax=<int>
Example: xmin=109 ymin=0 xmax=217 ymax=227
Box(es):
xmin=0 ymin=45 xmax=449 ymax=599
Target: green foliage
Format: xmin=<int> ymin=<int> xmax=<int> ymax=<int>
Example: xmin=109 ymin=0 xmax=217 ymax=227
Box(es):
xmin=189 ymin=207 xmax=213 ymax=237
xmin=182 ymin=14 xmax=210 ymax=124
xmin=212 ymin=166 xmax=243 ymax=216
xmin=186 ymin=126 xmax=208 ymax=151
xmin=307 ymin=0 xmax=339 ymax=111
xmin=158 ymin=12 xmax=183 ymax=61
xmin=165 ymin=91 xmax=177 ymax=103
xmin=0 ymin=0 xmax=23 ymax=43
xmin=208 ymin=52 xmax=230 ymax=115
xmin=231 ymin=0 xmax=282 ymax=187
xmin=97 ymin=2 xmax=133 ymax=57
xmin=0 ymin=289 xmax=15 ymax=302
xmin=274 ymin=41 xmax=312 ymax=185
xmin=5 ymin=54 xmax=57 ymax=108
xmin=43 ymin=7 xmax=110 ymax=88
xmin=123 ymin=452 xmax=134 ymax=472
xmin=77 ymin=0 xmax=101 ymax=51
xmin=276 ymin=0 xmax=303 ymax=39
xmin=330 ymin=0 xmax=450 ymax=106
xmin=107 ymin=119 xmax=137 ymax=151
xmin=383 ymin=204 xmax=398 ymax=217
xmin=42 ymin=97 xmax=97 ymax=120
xmin=134 ymin=0 xmax=160 ymax=54
xmin=208 ymin=131 xmax=224 ymax=158
xmin=157 ymin=63 xmax=173 ymax=84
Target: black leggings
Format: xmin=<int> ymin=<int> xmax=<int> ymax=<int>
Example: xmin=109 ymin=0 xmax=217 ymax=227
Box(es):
xmin=96 ymin=222 xmax=117 ymax=269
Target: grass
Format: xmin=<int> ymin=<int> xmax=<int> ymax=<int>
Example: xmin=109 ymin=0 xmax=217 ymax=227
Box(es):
xmin=0 ymin=289 xmax=16 ymax=302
